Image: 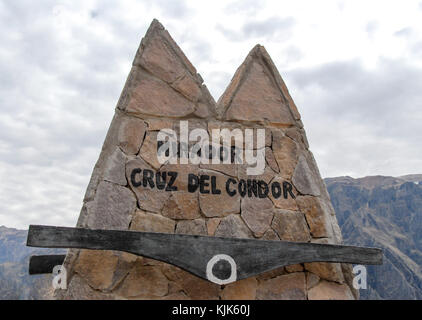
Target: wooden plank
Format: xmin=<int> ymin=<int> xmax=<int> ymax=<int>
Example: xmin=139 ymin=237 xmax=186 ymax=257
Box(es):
xmin=29 ymin=254 xmax=66 ymax=275
xmin=27 ymin=225 xmax=383 ymax=284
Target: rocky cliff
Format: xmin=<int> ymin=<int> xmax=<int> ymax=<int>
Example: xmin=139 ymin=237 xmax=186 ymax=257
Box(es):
xmin=325 ymin=174 xmax=422 ymax=299
xmin=0 ymin=226 xmax=62 ymax=299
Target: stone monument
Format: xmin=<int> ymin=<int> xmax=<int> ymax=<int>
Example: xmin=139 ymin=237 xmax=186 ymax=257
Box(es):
xmin=56 ymin=19 xmax=357 ymax=300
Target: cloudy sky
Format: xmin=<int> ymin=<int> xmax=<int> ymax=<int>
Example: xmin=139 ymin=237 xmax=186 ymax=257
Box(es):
xmin=1 ymin=0 xmax=421 ymax=228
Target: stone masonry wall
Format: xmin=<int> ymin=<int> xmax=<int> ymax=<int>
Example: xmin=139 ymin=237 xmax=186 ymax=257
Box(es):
xmin=56 ymin=19 xmax=357 ymax=300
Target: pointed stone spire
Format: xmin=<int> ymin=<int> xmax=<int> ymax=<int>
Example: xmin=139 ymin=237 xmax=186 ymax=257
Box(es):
xmin=57 ymin=20 xmax=356 ymax=300
xmin=117 ymin=18 xmax=216 ymax=118
xmin=217 ymin=44 xmax=300 ymax=124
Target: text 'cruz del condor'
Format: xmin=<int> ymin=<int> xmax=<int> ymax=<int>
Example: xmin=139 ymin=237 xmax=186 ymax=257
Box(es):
xmin=129 ymin=169 xmax=296 ymax=200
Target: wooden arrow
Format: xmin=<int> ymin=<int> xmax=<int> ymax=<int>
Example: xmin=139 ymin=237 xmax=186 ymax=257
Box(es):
xmin=27 ymin=225 xmax=382 ymax=284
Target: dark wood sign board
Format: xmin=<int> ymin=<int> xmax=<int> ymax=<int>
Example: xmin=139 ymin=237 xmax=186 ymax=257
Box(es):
xmin=27 ymin=225 xmax=382 ymax=285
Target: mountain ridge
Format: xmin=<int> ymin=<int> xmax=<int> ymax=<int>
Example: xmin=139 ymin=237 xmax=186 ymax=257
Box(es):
xmin=325 ymin=174 xmax=422 ymax=299
xmin=0 ymin=227 xmax=63 ymax=299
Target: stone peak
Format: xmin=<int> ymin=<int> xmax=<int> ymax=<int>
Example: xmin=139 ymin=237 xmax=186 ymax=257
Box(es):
xmin=217 ymin=43 xmax=301 ymax=124
xmin=149 ymin=18 xmax=165 ymax=31
xmin=121 ymin=19 xmax=216 ymax=118
xmin=123 ymin=19 xmax=301 ymax=123
xmin=134 ymin=19 xmax=199 ymax=78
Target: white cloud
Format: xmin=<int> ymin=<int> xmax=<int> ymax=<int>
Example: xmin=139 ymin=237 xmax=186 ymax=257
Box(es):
xmin=0 ymin=0 xmax=421 ymax=228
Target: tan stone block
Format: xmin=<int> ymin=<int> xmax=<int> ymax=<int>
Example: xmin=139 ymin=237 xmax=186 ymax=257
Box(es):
xmin=306 ymin=272 xmax=320 ymax=290
xmin=165 ymin=282 xmax=181 ymax=296
xmin=241 ymin=197 xmax=274 ymax=237
xmin=161 ymin=265 xmax=220 ymax=300
xmin=237 ymin=161 xmax=276 ymax=185
xmin=139 ymin=131 xmax=162 ymax=170
xmin=256 ymin=273 xmax=306 ymax=300
xmin=261 ymin=228 xmax=280 ymax=240
xmin=272 ymin=131 xmax=299 ymax=180
xmin=119 ymin=252 xmax=138 ymax=264
xmin=103 ymin=148 xmax=127 ymax=186
xmin=162 ymin=292 xmax=190 ymax=300
xmin=146 ymin=118 xmax=174 ymax=131
xmin=215 ymin=214 xmax=253 ymax=239
xmin=292 ymin=155 xmax=321 ymax=196
xmin=285 ymin=126 xmax=308 ymax=149
xmin=162 ymin=192 xmax=201 ymax=220
xmin=171 ymin=73 xmax=202 ymax=102
xmin=62 ymin=274 xmax=114 ymax=300
xmin=271 ymin=210 xmax=311 ymax=242
xmin=225 ymin=61 xmax=295 ymax=125
xmin=85 ymin=181 xmax=136 ymax=230
xmin=255 ymin=45 xmax=301 ymax=121
xmin=304 ymin=262 xmax=345 ymax=284
xmin=127 ymin=77 xmax=195 ymax=117
xmin=200 ymin=163 xmax=237 ymax=178
xmin=342 ymin=263 xmax=359 ymax=299
xmin=137 ymin=35 xmax=185 ymax=83
xmin=264 ymin=128 xmax=273 ymax=148
xmin=159 ymin=164 xmax=199 ymax=192
xmin=265 ymin=147 xmax=279 ymax=173
xmin=206 ymin=120 xmax=230 ymax=133
xmin=296 ymin=196 xmax=331 ymax=238
xmin=126 ymin=157 xmax=171 ymax=213
xmin=256 ymin=267 xmax=286 ymax=281
xmin=116 ymin=263 xmax=169 ymax=298
xmin=268 ymin=177 xmax=299 ymax=211
xmin=176 ymin=219 xmax=207 ymax=235
xmin=285 ymin=264 xmax=304 ymax=273
xmin=308 ymin=280 xmax=354 ymax=300
xmin=172 ymin=118 xmax=208 ymax=133
xmin=74 ymin=250 xmax=119 ymax=291
xmin=117 ymin=116 xmax=147 ymax=155
xmin=217 ymin=61 xmax=247 ymax=116
xmin=221 ymin=278 xmax=257 ymax=300
xmin=194 ymin=102 xmax=212 ymax=119
xmin=135 ymin=189 xmax=170 ymax=213
xmin=199 ymin=170 xmax=240 ymax=217
xmin=137 ymin=256 xmax=165 ymax=267
xmin=207 ymin=218 xmax=221 ymax=235
xmin=130 ymin=210 xmax=175 ymax=233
